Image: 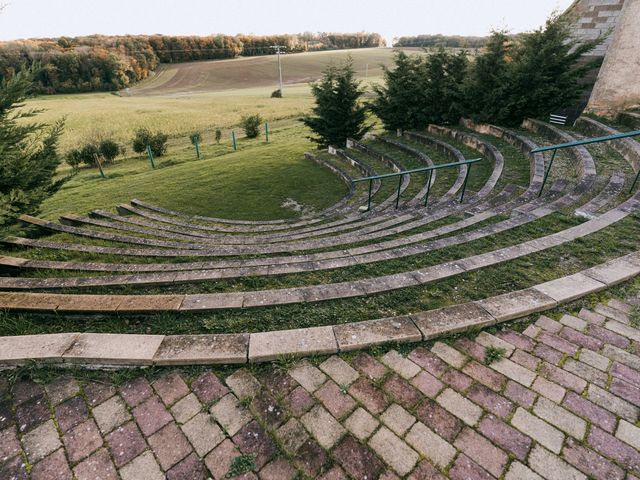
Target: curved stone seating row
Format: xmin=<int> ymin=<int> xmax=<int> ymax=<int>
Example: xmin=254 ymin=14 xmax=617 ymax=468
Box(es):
xmin=0 ymin=251 xmax=638 ymax=366
xmin=1 ymin=189 xmax=637 ymax=303
xmin=575 ymin=116 xmax=640 ymax=173
xmin=575 ymin=171 xmax=627 ymax=219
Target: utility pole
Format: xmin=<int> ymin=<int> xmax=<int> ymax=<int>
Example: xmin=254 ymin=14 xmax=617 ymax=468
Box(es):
xmin=270 ymin=45 xmax=286 ymax=96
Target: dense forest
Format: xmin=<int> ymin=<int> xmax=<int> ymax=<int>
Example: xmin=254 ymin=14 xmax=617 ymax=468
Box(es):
xmin=0 ymin=32 xmax=385 ymax=94
xmin=393 ymin=34 xmax=488 ymax=49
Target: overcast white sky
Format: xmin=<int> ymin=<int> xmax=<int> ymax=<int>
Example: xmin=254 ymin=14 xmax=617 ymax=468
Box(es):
xmin=0 ymin=0 xmax=574 ymax=43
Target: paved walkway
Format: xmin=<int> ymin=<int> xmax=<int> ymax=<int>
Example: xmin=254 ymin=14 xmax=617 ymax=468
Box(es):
xmin=1 ymin=298 xmax=639 ymax=479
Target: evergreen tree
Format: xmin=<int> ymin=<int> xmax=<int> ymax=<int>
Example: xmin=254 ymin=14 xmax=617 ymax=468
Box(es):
xmin=0 ymin=67 xmax=64 ymax=225
xmin=423 ymin=47 xmax=469 ymax=124
xmin=302 ymin=58 xmax=371 ymax=148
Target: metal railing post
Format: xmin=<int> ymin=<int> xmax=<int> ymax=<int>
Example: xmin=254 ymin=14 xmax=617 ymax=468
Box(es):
xmin=146 ymin=145 xmax=156 ymax=169
xmin=631 ymin=169 xmax=640 ymax=193
xmin=538 ymin=149 xmax=557 ymax=197
xmin=460 ymin=163 xmax=472 ymax=202
xmin=424 ymin=170 xmax=433 ymax=206
xmin=395 ymin=175 xmax=403 ymax=209
xmin=367 ymin=179 xmax=373 ymax=211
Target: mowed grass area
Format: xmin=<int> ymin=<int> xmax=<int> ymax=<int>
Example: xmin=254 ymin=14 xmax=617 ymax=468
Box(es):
xmin=39 ymin=123 xmax=349 ymax=221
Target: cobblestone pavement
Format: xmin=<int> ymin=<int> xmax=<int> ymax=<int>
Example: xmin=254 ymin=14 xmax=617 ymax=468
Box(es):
xmin=1 ymin=299 xmax=640 ymax=479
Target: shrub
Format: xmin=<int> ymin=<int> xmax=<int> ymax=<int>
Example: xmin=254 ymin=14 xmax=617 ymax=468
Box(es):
xmin=190 ymin=132 xmax=201 ymax=145
xmin=271 ymin=89 xmax=282 ymax=98
xmin=98 ymin=139 xmax=122 ymax=163
xmin=240 ymin=114 xmax=262 ymax=139
xmin=132 ymin=127 xmax=168 ymax=157
xmin=215 ymin=129 xmax=222 ymax=144
xmin=484 ymin=345 xmax=506 ymax=365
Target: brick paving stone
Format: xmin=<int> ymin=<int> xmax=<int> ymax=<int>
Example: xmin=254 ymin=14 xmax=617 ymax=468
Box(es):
xmin=73 ymin=448 xmax=118 ymax=480
xmin=523 ymin=324 xmax=541 ymax=338
xmin=191 ymin=371 xmax=229 ymax=404
xmin=282 ymin=385 xmax=315 ymax=416
xmin=478 ymin=415 xmax=531 ymax=461
xmin=466 ymin=383 xmax=513 ymax=418
xmin=293 ymin=437 xmax=328 ymax=477
xmin=45 ymin=377 xmax=80 ymax=405
xmin=277 ymin=417 xmax=309 ymax=453
xmin=579 ymin=349 xmax=610 ymax=371
xmin=533 ymin=396 xmax=586 ymax=439
xmin=212 ymin=393 xmax=252 ymax=436
xmin=563 ymin=391 xmax=617 ymax=432
xmin=166 ymin=452 xmax=205 ymax=480
xmin=539 ymin=332 xmax=579 ymax=355
xmin=448 ymin=453 xmax=493 ymax=480
xmin=511 ymin=407 xmax=564 ymax=454
xmin=617 ymin=419 xmax=640 ymax=450
xmin=588 ymin=384 xmax=638 ymax=421
xmin=606 ymin=320 xmax=640 ymax=342
xmin=590 ymin=325 xmax=630 ymax=349
xmin=319 ymin=355 xmax=359 ymax=386
xmin=595 ymin=303 xmax=630 ymax=323
xmin=602 ymin=344 xmax=640 ymax=370
xmin=259 ymin=458 xmax=297 ymax=480
xmin=181 ymin=412 xmax=225 ymax=457
xmin=250 ymin=391 xmax=287 ymax=429
xmin=301 ymin=405 xmax=345 ymax=449
xmin=132 ymin=395 xmax=172 ymax=436
xmin=369 ymin=427 xmax=419 ymax=476
xmin=611 ymin=361 xmax=640 ymax=385
xmin=610 ymin=376 xmax=640 ymax=405
xmin=22 ymin=420 xmax=61 ymax=463
xmin=532 ymin=376 xmax=566 ymax=403
xmin=453 ymin=427 xmax=507 ymax=477
xmin=405 ymin=422 xmax=456 ymax=468
xmin=490 ymin=357 xmax=536 ymax=387
xmin=462 ymin=360 xmax=507 ymax=391
xmin=92 ymin=395 xmax=131 ymax=434
xmin=152 ymin=372 xmax=190 ymax=407
xmin=407 ymin=460 xmax=446 ymax=480
xmin=381 ymin=350 xmax=421 ymax=379
xmin=407 ymin=347 xmax=447 ymax=377
xmin=55 ymin=396 xmax=88 ymax=433
xmin=344 ymin=407 xmax=378 ymax=441
xmin=225 ymin=369 xmax=261 ymax=400
xmin=411 ymin=370 xmax=444 ymax=398
xmin=560 ymin=327 xmax=604 ymax=351
xmin=11 ymin=380 xmax=44 ymax=405
xmin=379 ymin=471 xmax=400 ymax=480
xmin=315 ymin=380 xmax=356 ymax=420
xmin=381 ymin=403 xmax=415 ymax=436
xmin=415 ymin=399 xmax=462 ymax=442
xmin=540 ymin=362 xmax=587 ymax=393
xmin=436 ymin=388 xmax=482 ymax=426
xmin=440 ymin=368 xmax=473 ymax=392
xmin=63 ymin=419 xmax=103 ymax=463
xmin=119 ymin=377 xmax=152 ymax=408
xmin=0 ymin=400 xmax=14 ymax=430
xmin=504 ymin=380 xmax=537 ymax=408
xmin=119 ymin=451 xmax=164 ymax=480
xmin=475 ymin=331 xmax=515 ymax=356
xmin=0 ymin=455 xmax=27 ymax=480
xmin=589 ymin=427 xmax=640 ymax=474
xmin=15 ymin=395 xmax=49 ymax=433
xmin=105 ymin=421 xmax=146 ymax=468
xmin=453 ymin=337 xmax=486 ymax=362
xmin=333 ymin=435 xmax=384 ymax=480
xmin=560 ymin=314 xmax=587 ymax=331
xmin=384 ymin=374 xmax=422 ymax=408
xmin=83 ymin=380 xmax=116 ymax=407
xmin=319 ymin=465 xmax=348 ymax=480
xmin=431 ymin=342 xmax=467 ymax=368
xmin=352 ymin=352 xmax=388 ymax=380
xmin=232 ymin=420 xmax=277 ymax=469
xmin=0 ymin=427 xmax=20 ymax=462
xmin=563 ymin=358 xmax=608 ymax=387
xmin=262 ymin=370 xmax=297 ymax=397
xmin=30 ymin=449 xmax=72 ymax=480
xmin=171 ymin=392 xmax=201 ymax=424
xmin=204 ymin=439 xmax=239 ymax=480
xmin=579 ymin=308 xmax=606 ymax=324
xmin=528 ymin=444 xmax=587 ymax=480
xmin=288 ymin=360 xmax=327 ymax=392
xmin=147 ymin=422 xmax=192 ymax=471
xmin=505 ymin=461 xmax=543 ymax=480
xmin=348 ymin=377 xmax=388 ymax=415
xmin=536 ymin=315 xmax=563 ymax=333
xmin=510 ymin=349 xmax=541 ymax=371
xmin=496 ymin=330 xmax=535 ymax=351
xmin=563 ymin=437 xmax=625 ymax=480
xmin=534 ymin=342 xmax=564 ymax=365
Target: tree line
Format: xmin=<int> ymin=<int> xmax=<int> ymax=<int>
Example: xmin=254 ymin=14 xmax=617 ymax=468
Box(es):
xmin=393 ymin=34 xmax=489 ymax=49
xmin=0 ymin=32 xmax=385 ymax=94
xmin=303 ymin=14 xmax=600 ymax=148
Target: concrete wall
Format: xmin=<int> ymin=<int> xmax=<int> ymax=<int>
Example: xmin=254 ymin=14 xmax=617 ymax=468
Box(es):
xmin=586 ymin=0 xmax=640 ymax=114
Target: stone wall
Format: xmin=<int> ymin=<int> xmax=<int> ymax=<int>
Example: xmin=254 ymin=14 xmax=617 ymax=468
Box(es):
xmin=566 ymin=0 xmax=625 ymax=57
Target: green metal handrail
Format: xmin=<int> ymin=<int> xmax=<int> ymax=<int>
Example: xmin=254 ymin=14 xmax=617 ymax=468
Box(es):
xmin=352 ymin=158 xmax=482 ymax=211
xmin=531 ymin=130 xmax=640 ymax=196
